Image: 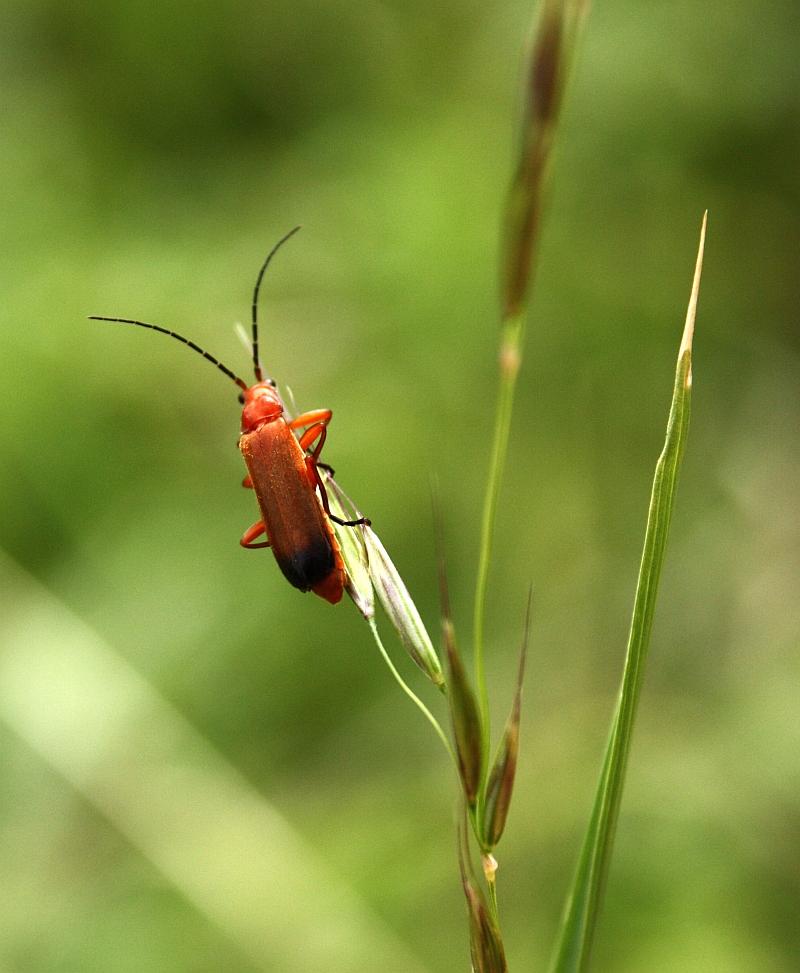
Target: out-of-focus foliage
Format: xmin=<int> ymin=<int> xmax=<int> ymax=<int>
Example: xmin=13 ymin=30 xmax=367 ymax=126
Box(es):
xmin=0 ymin=1 xmax=797 ymax=971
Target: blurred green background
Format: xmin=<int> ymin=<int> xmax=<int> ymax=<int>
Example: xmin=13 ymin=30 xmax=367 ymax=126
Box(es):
xmin=1 ymin=0 xmax=798 ymax=970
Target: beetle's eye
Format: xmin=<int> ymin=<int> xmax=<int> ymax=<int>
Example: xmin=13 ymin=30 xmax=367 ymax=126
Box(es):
xmin=269 ymin=379 xmax=277 ymax=388
xmin=238 ymin=392 xmax=245 ymax=404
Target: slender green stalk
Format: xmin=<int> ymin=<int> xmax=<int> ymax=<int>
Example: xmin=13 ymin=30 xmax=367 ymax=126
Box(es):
xmin=483 ymin=852 xmax=501 ymax=922
xmin=473 ymin=0 xmax=587 ymax=779
xmin=367 ymin=618 xmax=455 ymax=765
xmin=549 ymin=214 xmax=707 ymax=973
xmin=473 ymin=316 xmax=524 ymax=762
xmin=487 ymin=878 xmax=499 ymax=921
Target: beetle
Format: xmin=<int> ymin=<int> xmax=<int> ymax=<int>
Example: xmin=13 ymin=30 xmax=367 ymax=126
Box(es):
xmin=90 ymin=226 xmax=368 ymax=605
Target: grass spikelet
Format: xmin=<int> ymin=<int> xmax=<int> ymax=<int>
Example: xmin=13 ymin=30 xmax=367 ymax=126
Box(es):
xmin=435 ymin=506 xmax=484 ymax=807
xmin=364 ymin=525 xmax=444 ymax=689
xmin=482 ymin=588 xmax=532 ymax=849
xmin=324 ymin=474 xmax=375 ymax=619
xmin=444 ymin=618 xmax=484 ymax=808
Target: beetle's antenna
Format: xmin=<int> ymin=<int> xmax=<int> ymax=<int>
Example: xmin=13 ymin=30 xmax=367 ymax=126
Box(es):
xmin=251 ymin=225 xmax=301 ymax=382
xmin=89 ymin=316 xmax=249 ymax=391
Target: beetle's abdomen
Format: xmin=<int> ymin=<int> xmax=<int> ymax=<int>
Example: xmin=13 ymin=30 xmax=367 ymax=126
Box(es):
xmin=239 ymin=421 xmax=344 ymax=602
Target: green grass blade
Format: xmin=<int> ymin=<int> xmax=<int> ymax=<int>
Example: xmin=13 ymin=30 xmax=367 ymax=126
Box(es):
xmin=549 ymin=213 xmax=707 ymax=973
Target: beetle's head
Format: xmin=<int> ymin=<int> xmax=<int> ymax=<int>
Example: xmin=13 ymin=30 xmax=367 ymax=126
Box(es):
xmin=241 ymin=381 xmax=283 ymax=433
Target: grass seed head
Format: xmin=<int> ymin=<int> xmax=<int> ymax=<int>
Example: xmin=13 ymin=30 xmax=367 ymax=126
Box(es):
xmin=363 ymin=527 xmax=445 ymax=688
xmin=324 ymin=475 xmax=375 ymax=619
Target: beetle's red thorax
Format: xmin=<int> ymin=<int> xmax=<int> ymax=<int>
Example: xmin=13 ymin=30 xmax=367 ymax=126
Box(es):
xmin=241 ymin=382 xmax=284 ymax=433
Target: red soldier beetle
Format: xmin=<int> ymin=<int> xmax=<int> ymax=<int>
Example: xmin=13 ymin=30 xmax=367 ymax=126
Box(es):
xmin=90 ymin=226 xmax=368 ymax=605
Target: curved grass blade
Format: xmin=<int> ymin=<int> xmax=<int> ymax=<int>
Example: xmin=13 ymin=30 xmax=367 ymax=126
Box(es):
xmin=0 ymin=550 xmax=431 ymax=973
xmin=549 ymin=214 xmax=707 ymax=973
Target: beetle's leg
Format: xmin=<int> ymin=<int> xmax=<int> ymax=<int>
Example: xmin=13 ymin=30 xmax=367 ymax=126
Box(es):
xmin=298 ymin=421 xmax=328 ymax=464
xmin=289 ymin=408 xmax=332 ymax=432
xmin=240 ymin=521 xmax=271 ymax=549
xmin=242 ymin=474 xmax=254 ymax=489
xmin=308 ymin=459 xmax=371 ymax=528
xmin=293 ymin=411 xmax=337 ymax=473
xmin=298 ymin=423 xmax=329 ymax=494
xmin=295 ymin=412 xmax=369 ymax=528
xmin=330 ymin=512 xmax=371 ymax=528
